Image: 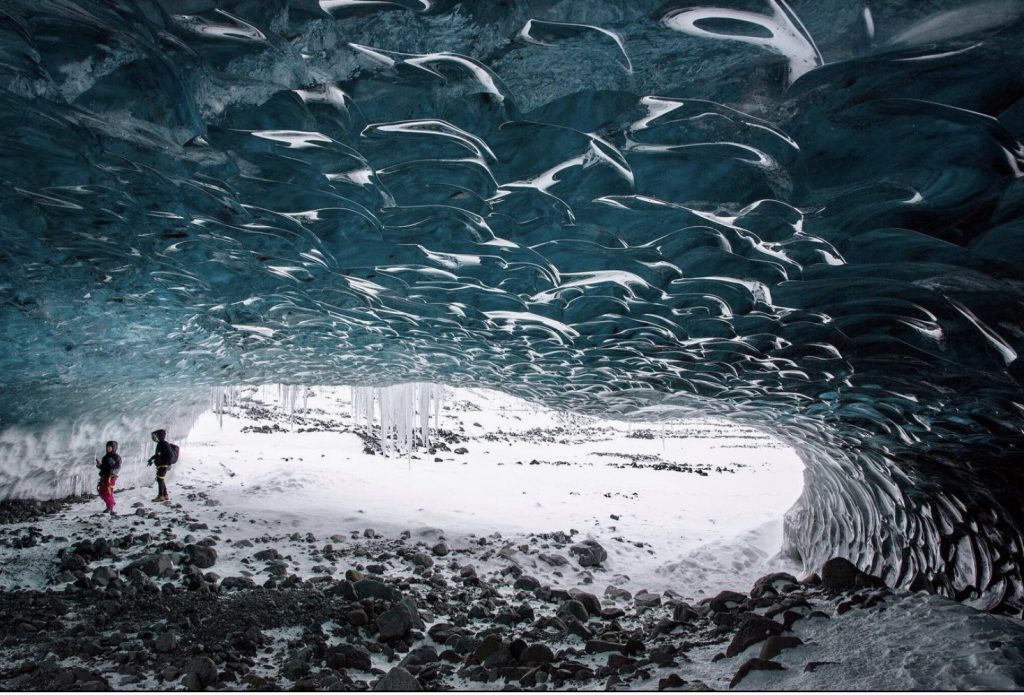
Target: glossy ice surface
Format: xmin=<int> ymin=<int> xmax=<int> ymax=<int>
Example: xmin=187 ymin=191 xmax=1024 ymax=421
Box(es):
xmin=1 ymin=1 xmax=1023 ymax=612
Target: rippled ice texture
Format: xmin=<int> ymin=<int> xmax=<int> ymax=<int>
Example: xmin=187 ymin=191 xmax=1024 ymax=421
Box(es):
xmin=1 ymin=1 xmax=1024 ymax=612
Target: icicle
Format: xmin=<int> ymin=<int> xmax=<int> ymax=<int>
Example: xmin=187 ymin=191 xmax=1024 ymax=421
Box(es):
xmin=419 ymin=385 xmax=431 ymax=447
xmin=350 ymin=383 xmax=442 ymax=457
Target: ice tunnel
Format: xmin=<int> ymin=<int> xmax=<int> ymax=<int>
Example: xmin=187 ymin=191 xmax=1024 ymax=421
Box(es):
xmin=1 ymin=0 xmax=1024 ymax=613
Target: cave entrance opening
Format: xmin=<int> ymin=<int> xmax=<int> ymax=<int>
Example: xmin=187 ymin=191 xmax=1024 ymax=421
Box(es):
xmin=183 ymin=384 xmax=805 ymax=600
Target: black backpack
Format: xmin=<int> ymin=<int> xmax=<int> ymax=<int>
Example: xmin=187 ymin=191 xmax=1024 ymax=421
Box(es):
xmin=168 ymin=442 xmax=180 ymax=465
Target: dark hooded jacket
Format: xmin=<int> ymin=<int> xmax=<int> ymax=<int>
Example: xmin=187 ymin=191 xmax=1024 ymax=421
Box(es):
xmin=97 ymin=441 xmax=122 ymax=479
xmin=149 ymin=429 xmax=172 ymax=467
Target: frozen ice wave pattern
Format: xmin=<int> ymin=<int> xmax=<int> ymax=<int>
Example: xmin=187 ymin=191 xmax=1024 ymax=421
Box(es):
xmin=1 ymin=0 xmax=1024 ymax=612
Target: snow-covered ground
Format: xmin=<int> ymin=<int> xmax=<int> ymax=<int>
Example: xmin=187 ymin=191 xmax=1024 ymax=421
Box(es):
xmin=177 ymin=385 xmax=805 ymax=603
xmin=1 ymin=385 xmax=1023 ymax=691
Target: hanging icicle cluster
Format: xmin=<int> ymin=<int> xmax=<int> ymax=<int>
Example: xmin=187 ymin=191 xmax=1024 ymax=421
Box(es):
xmin=211 ymin=386 xmax=240 ymax=428
xmin=351 ymin=383 xmax=446 ymax=456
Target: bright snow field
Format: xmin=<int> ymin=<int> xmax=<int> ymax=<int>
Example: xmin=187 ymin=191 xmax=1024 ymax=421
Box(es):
xmin=184 ymin=386 xmax=805 ymax=601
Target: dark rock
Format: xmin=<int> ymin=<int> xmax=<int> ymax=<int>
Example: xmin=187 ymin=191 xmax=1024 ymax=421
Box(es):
xmin=750 ymin=572 xmax=799 ymax=598
xmin=373 ymin=666 xmax=421 ymax=691
xmin=821 ymin=558 xmax=886 ymax=593
xmin=557 ymin=599 xmax=589 ymax=623
xmin=729 ymin=658 xmax=783 ymax=688
xmin=519 ymin=643 xmax=554 ymax=665
xmin=399 ymin=645 xmax=438 ymax=668
xmin=184 ymin=656 xmax=219 ymax=690
xmin=607 ymin=653 xmax=636 ymax=670
xmin=355 ymin=578 xmax=402 ymax=602
xmin=377 ymin=604 xmax=416 ymax=640
xmin=431 ymin=542 xmax=449 ymax=557
xmin=569 ymin=540 xmax=607 ymax=568
xmin=513 ymin=576 xmax=540 ymax=591
xmin=186 ymin=544 xmax=218 ymax=569
xmin=538 ymin=553 xmax=569 ymax=567
xmin=221 ymin=576 xmax=256 ymax=591
xmin=759 ymin=635 xmax=804 ymax=661
xmin=348 ymin=608 xmax=369 ymax=626
xmin=585 ymin=640 xmax=626 ymax=654
xmin=634 ymin=590 xmax=661 ymax=608
xmin=659 ymin=673 xmax=686 ymax=690
xmin=726 ymin=615 xmax=785 ymax=658
xmin=155 ymin=632 xmax=178 ymax=653
xmin=472 ymin=634 xmax=505 ymax=664
xmin=649 ymin=646 xmax=676 ymax=666
xmin=253 ymin=548 xmax=281 ymax=562
xmin=326 ymin=644 xmax=372 ymax=671
xmin=672 ymin=602 xmax=699 ymax=622
xmin=804 ymin=661 xmax=839 ymax=672
xmin=709 ymin=590 xmax=747 ymax=613
xmin=281 ymin=658 xmax=310 ymax=680
xmin=128 ymin=554 xmax=174 ymax=578
xmin=409 ymin=552 xmax=434 ymax=568
xmin=91 ymin=566 xmax=118 ymax=587
xmin=568 ymin=588 xmax=602 ymax=616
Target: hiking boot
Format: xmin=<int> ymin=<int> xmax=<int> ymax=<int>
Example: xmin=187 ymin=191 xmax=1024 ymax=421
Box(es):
xmin=152 ymin=496 xmax=164 ymax=502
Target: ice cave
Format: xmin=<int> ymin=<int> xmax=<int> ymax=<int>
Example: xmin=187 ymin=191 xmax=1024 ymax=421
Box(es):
xmin=2 ymin=0 xmax=1024 ymax=690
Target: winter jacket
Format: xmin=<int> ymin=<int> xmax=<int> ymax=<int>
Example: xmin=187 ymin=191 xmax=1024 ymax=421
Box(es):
xmin=96 ymin=441 xmax=122 ymax=479
xmin=148 ymin=429 xmax=172 ymax=467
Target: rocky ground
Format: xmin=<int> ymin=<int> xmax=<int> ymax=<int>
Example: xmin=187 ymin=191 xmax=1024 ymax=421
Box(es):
xmin=0 ymin=495 xmax=923 ymax=691
xmin=1 ymin=389 xmax=1021 ymax=691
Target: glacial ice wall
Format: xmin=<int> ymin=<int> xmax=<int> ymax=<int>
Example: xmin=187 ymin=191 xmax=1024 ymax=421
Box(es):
xmin=1 ymin=0 xmax=1024 ymax=611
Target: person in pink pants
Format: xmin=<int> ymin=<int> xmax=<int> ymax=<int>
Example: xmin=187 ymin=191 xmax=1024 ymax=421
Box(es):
xmin=95 ymin=440 xmax=121 ymax=514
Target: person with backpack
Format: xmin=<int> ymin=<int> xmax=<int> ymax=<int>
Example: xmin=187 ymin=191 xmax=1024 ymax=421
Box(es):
xmin=95 ymin=440 xmax=121 ymax=514
xmin=147 ymin=429 xmax=178 ymax=502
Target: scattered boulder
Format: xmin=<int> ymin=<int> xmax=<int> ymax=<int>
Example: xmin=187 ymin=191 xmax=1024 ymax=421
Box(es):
xmin=281 ymin=658 xmax=310 ymax=681
xmin=127 ymin=554 xmax=174 ymax=578
xmin=557 ymin=599 xmax=590 ymax=623
xmin=155 ymin=632 xmax=178 ymax=654
xmin=377 ymin=603 xmax=416 ymax=640
xmin=220 ymin=576 xmax=256 ymax=591
xmin=431 ymin=542 xmax=450 ymax=557
xmin=373 ymin=666 xmax=421 ymax=691
xmin=409 ymin=552 xmax=434 ymax=569
xmin=730 ymin=658 xmax=783 ymax=688
xmin=569 ymin=540 xmax=607 ymax=568
xmin=820 ymin=558 xmax=886 ymax=592
xmin=672 ymin=602 xmax=699 ymax=623
xmin=750 ymin=572 xmax=799 ymax=598
xmin=185 ymin=544 xmax=217 ymax=570
xmin=253 ymin=548 xmax=281 ymax=562
xmin=726 ymin=615 xmax=785 ymax=658
xmin=183 ymin=657 xmax=218 ymax=690
xmin=634 ymin=590 xmax=662 ymax=608
xmin=326 ymin=644 xmax=372 ymax=671
xmin=91 ymin=566 xmax=118 ymax=587
xmin=659 ymin=673 xmax=686 ymax=691
xmin=568 ymin=588 xmax=602 ymax=616
xmin=514 ymin=576 xmax=540 ymax=591
xmin=709 ymin=590 xmax=747 ymax=613
xmin=759 ymin=635 xmax=804 ymax=661
xmin=538 ymin=553 xmax=569 ymax=567
xmin=519 ymin=643 xmax=555 ymax=665
xmin=355 ymin=578 xmax=402 ymax=602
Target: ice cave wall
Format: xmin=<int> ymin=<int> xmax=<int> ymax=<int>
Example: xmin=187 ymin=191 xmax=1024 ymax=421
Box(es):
xmin=1 ymin=0 xmax=1024 ymax=612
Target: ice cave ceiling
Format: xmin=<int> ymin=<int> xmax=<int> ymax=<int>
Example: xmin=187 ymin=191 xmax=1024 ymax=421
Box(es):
xmin=2 ymin=0 xmax=1024 ymax=611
